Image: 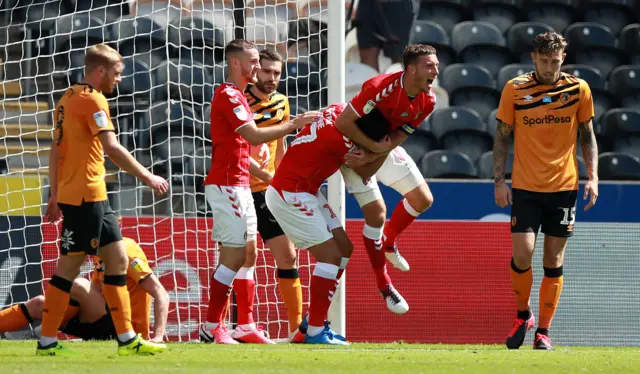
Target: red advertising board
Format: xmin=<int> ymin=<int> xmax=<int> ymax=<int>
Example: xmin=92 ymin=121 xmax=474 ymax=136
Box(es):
xmin=41 ymin=218 xmax=515 ymax=343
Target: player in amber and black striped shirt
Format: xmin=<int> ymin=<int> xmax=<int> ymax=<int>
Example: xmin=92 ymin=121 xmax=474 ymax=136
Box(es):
xmin=494 ymin=32 xmax=599 ymax=350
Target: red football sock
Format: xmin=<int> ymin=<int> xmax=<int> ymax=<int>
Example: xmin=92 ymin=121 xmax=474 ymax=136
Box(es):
xmin=233 ymin=267 xmax=255 ymax=326
xmin=307 ymin=262 xmax=339 ymax=328
xmin=206 ymin=266 xmax=236 ymax=324
xmin=363 ymin=235 xmax=391 ymax=291
xmin=384 ymin=198 xmax=420 ymax=248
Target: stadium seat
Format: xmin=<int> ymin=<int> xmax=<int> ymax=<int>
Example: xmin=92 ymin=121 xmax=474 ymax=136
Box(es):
xmin=417 ymin=0 xmax=467 ymax=36
xmin=167 ymin=16 xmax=225 ymax=66
xmin=562 ymin=64 xmax=605 ymax=90
xmin=345 ymin=63 xmax=378 ymax=102
xmin=487 ymin=108 xmax=499 ymax=139
xmin=54 ymin=13 xmax=109 ymax=53
xmin=22 ymin=0 xmax=71 ymax=31
xmin=428 ymin=106 xmax=486 ymax=140
xmin=621 ymin=91 xmax=640 ymax=110
xmin=114 ymin=58 xmax=152 ymax=105
xmin=451 ymin=21 xmax=506 ymax=53
xmin=507 ymin=22 xmax=555 ymax=63
xmin=279 ymin=60 xmax=322 ymax=109
xmin=599 ymin=152 xmax=640 ymax=180
xmin=564 ymin=22 xmax=616 ymax=50
xmin=154 ymin=59 xmax=214 ymax=104
xmin=429 ymin=106 xmax=492 ymax=162
xmin=439 ymin=63 xmax=495 ymax=94
xmin=459 ymin=44 xmax=514 ymax=78
xmin=526 ymin=0 xmax=577 ymax=33
xmin=620 ymin=24 xmax=640 ymax=64
xmin=592 ymin=90 xmax=618 ymax=123
xmin=608 ymin=65 xmax=640 ymax=97
xmin=410 ymin=20 xmax=450 ymax=46
xmin=420 ymin=150 xmax=478 ymax=179
xmin=71 ymin=0 xmax=127 ymax=24
xmin=110 ymin=16 xmax=166 ymax=64
xmin=570 ymin=47 xmax=628 ymax=79
xmin=450 ymin=88 xmax=501 ymax=123
xmin=472 ymin=1 xmax=523 ymax=34
xmin=477 ymin=151 xmax=514 ymax=180
xmin=582 ymin=0 xmax=637 ymax=36
xmin=497 ymin=64 xmax=534 ymax=90
xmin=598 ymin=109 xmax=640 ymax=138
xmin=400 ymin=133 xmax=438 ymax=163
xmin=613 ymin=136 xmax=640 ymax=159
xmin=416 ymin=117 xmax=436 ymax=138
xmin=409 ymin=20 xmax=457 ymax=71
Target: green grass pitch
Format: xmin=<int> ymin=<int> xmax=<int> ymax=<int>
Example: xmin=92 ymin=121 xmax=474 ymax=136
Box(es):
xmin=2 ymin=341 xmax=640 ymax=373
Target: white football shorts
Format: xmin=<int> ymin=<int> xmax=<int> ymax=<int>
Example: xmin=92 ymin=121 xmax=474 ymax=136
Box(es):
xmin=265 ymin=186 xmax=342 ymax=250
xmin=341 ymin=146 xmax=425 ymax=207
xmin=205 ymin=185 xmax=257 ymax=247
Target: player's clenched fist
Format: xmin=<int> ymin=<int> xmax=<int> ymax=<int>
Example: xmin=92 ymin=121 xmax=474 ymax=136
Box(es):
xmin=144 ymin=174 xmax=169 ymax=196
xmin=292 ymin=111 xmax=321 ymax=129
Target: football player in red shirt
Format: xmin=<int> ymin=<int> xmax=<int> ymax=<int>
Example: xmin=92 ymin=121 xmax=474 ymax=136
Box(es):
xmin=335 ymin=44 xmax=439 ymax=315
xmin=199 ymin=39 xmax=317 ymax=344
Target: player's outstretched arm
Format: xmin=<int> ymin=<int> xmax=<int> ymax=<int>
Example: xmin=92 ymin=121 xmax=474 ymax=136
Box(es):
xmin=335 ymin=105 xmax=392 ymax=154
xmin=139 ymin=274 xmax=170 ymax=342
xmin=493 ymin=120 xmax=513 ymax=208
xmin=579 ymin=119 xmax=599 ymax=210
xmin=238 ymin=112 xmax=319 ymax=146
xmin=97 ymin=131 xmax=168 ymax=196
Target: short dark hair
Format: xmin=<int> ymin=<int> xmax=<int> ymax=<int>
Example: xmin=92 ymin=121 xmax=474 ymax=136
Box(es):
xmin=402 ymin=44 xmax=436 ymax=68
xmin=224 ymin=39 xmax=257 ymax=62
xmin=259 ymin=49 xmax=283 ymax=64
xmin=532 ymin=32 xmax=568 ymax=54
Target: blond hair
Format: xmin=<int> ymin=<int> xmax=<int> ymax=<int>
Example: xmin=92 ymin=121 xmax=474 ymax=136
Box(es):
xmin=84 ymin=44 xmax=123 ymax=73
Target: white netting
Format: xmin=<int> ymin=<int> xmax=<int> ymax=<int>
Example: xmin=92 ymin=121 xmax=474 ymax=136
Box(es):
xmin=0 ymin=0 xmax=330 ymax=341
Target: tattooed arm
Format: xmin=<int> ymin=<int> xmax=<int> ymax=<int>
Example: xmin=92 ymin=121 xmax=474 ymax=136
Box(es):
xmin=493 ymin=120 xmax=513 ymax=208
xmin=493 ymin=120 xmax=513 ymax=184
xmin=578 ymin=120 xmax=598 ymax=180
xmin=579 ymin=119 xmax=599 ymax=210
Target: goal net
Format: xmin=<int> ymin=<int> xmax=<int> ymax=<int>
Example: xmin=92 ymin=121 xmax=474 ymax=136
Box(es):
xmin=0 ymin=0 xmax=331 ymax=342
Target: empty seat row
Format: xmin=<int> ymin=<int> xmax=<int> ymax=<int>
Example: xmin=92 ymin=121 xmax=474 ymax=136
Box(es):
xmin=418 ymin=0 xmax=638 ymax=35
xmin=412 ymin=21 xmax=640 ymax=76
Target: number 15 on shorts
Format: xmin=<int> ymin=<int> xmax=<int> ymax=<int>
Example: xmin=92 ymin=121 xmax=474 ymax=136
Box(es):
xmin=560 ymin=206 xmax=576 ymax=226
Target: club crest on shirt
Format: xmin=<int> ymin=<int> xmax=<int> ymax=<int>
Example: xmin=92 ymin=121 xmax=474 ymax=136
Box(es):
xmin=363 ymin=100 xmax=376 ymax=114
xmin=561 ymin=93 xmax=570 ymax=104
xmin=234 ymin=105 xmax=248 ymax=121
xmin=276 ymin=109 xmax=284 ymax=119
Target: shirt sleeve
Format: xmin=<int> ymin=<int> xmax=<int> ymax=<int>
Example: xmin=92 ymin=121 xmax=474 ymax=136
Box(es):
xmin=496 ymin=81 xmax=516 ymax=126
xmin=577 ymin=80 xmax=595 ymax=123
xmin=348 ymin=79 xmax=379 ymax=118
xmin=83 ymin=94 xmax=115 ymax=136
xmin=125 ymin=242 xmax=153 ymax=283
xmin=217 ymin=88 xmax=254 ymax=131
xmin=283 ymin=97 xmax=291 ymax=123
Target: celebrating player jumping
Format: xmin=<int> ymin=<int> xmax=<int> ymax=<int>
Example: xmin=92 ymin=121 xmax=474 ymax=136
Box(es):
xmin=494 ymin=32 xmax=598 ymax=350
xmin=334 ymin=44 xmax=439 ymax=314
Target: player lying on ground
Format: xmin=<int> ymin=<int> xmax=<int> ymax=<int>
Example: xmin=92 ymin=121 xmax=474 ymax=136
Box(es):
xmin=40 ymin=43 xmax=168 ymax=356
xmin=214 ymin=49 xmax=305 ymax=344
xmin=494 ymin=31 xmax=598 ymax=350
xmin=265 ymin=102 xmax=398 ymax=345
xmin=334 ymin=44 xmax=439 ymax=314
xmin=0 ymin=237 xmax=169 ymax=343
xmin=200 ymin=39 xmax=318 ymax=344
